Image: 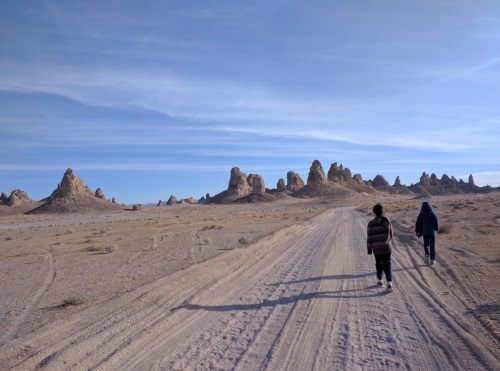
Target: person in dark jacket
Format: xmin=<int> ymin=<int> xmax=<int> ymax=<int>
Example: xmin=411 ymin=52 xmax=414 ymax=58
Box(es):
xmin=367 ymin=204 xmax=394 ymax=292
xmin=415 ymin=201 xmax=439 ymax=265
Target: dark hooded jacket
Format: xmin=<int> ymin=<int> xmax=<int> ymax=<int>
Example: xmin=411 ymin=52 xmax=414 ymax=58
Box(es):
xmin=415 ymin=201 xmax=439 ymax=236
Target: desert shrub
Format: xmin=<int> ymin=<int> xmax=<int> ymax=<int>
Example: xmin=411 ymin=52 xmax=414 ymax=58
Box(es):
xmin=438 ymin=223 xmax=452 ymax=234
xmin=67 ymin=228 xmax=76 ymax=234
xmin=203 ymin=238 xmax=212 ymax=245
xmin=100 ymin=228 xmax=108 ymax=234
xmin=5 ymin=236 xmax=13 ymax=241
xmin=239 ymin=236 xmax=252 ymax=246
xmin=59 ymin=298 xmax=82 ymax=308
xmin=201 ymin=225 xmax=222 ymax=231
xmin=84 ymin=246 xmax=100 ymax=252
xmin=105 ymin=245 xmax=118 ymax=253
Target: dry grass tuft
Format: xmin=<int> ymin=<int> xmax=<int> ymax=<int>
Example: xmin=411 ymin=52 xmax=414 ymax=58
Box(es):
xmin=438 ymin=223 xmax=452 ymax=234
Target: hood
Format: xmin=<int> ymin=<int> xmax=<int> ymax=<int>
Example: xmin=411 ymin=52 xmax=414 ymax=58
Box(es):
xmin=420 ymin=201 xmax=436 ymax=217
xmin=375 ymin=216 xmax=391 ymax=226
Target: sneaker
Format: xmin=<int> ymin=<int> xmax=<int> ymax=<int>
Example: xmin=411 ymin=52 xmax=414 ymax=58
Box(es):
xmin=431 ymin=260 xmax=436 ymax=266
xmin=387 ymin=282 xmax=393 ymax=292
xmin=377 ymin=280 xmax=383 ymax=287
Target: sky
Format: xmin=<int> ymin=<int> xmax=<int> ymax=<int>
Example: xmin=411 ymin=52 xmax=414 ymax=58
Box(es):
xmin=1 ymin=0 xmax=499 ymax=204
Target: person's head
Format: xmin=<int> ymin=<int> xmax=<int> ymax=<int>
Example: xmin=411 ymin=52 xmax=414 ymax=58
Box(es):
xmin=420 ymin=201 xmax=433 ymax=213
xmin=373 ymin=203 xmax=384 ymax=217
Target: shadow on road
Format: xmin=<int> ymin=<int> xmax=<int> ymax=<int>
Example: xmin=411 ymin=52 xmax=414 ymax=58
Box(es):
xmin=172 ymin=288 xmax=387 ymax=313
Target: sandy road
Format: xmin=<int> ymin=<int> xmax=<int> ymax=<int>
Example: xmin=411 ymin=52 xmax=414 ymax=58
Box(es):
xmin=3 ymin=207 xmax=498 ymax=370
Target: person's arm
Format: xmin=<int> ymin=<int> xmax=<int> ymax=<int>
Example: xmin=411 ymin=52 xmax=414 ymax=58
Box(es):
xmin=415 ymin=215 xmax=422 ymax=236
xmin=367 ymin=224 xmax=373 ymax=254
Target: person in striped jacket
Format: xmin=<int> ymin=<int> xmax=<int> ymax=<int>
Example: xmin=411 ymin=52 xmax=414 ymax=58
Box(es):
xmin=367 ymin=203 xmax=394 ymax=292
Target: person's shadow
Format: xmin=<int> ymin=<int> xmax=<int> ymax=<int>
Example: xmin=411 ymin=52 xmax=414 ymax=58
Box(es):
xmin=172 ymin=275 xmax=388 ymax=313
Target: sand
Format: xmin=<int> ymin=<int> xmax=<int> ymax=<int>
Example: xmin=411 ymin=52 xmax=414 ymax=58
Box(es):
xmin=0 ymin=193 xmax=498 ymax=370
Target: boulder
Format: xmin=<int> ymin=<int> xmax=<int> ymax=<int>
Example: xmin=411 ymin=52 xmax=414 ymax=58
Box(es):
xmin=228 ymin=167 xmax=250 ymax=196
xmin=95 ymin=188 xmax=106 ymax=199
xmin=167 ymin=195 xmax=178 ymax=205
xmin=157 ymin=200 xmax=163 ymax=206
xmin=307 ymin=160 xmax=327 ymax=189
xmin=394 ymin=176 xmax=402 ymax=187
xmin=277 ymin=178 xmax=286 ymax=192
xmin=286 ymin=171 xmax=304 ymax=191
xmin=185 ymin=197 xmax=196 ymax=204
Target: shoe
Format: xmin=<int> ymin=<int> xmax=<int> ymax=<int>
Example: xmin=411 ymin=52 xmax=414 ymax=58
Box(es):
xmin=377 ymin=280 xmax=383 ymax=287
xmin=387 ymin=282 xmax=393 ymax=292
xmin=431 ymin=260 xmax=436 ymax=266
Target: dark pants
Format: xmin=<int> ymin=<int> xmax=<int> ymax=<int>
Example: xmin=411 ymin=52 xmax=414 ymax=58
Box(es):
xmin=374 ymin=253 xmax=392 ymax=282
xmin=423 ymin=234 xmax=436 ymax=260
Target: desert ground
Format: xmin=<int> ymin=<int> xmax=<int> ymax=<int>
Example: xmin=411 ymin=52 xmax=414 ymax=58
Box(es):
xmin=0 ymin=192 xmax=498 ymax=370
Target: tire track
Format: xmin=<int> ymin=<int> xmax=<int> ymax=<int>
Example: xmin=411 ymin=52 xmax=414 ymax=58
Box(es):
xmin=1 ymin=251 xmax=55 ymax=346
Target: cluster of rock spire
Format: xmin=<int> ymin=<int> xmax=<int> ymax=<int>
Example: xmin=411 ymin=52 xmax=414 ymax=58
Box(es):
xmin=1 ymin=162 xmax=495 ymax=211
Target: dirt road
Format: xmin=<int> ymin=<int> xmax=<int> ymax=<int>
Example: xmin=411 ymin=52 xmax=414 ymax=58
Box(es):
xmin=3 ymin=207 xmax=498 ymax=370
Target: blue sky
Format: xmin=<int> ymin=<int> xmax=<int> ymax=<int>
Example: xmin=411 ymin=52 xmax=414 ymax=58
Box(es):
xmin=1 ymin=1 xmax=499 ymax=204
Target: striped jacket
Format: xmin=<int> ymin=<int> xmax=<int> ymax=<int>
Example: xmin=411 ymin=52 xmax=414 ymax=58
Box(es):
xmin=367 ymin=216 xmax=393 ymax=255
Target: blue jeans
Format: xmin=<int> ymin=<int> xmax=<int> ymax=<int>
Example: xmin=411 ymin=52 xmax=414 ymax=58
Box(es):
xmin=423 ymin=234 xmax=436 ymax=260
xmin=374 ymin=253 xmax=392 ymax=282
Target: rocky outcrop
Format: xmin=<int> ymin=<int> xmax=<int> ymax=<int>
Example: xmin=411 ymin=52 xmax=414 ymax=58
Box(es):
xmin=0 ymin=192 xmax=8 ymax=204
xmin=95 ymin=188 xmax=106 ymax=199
xmin=50 ymin=168 xmax=93 ymax=199
xmin=184 ymin=197 xmax=196 ymax=204
xmin=307 ymin=160 xmax=327 ymax=189
xmin=353 ymin=174 xmax=364 ymax=184
xmin=371 ymin=175 xmax=390 ymax=190
xmin=157 ymin=200 xmax=163 ymax=206
xmin=6 ymin=189 xmax=32 ymax=207
xmin=228 ymin=167 xmax=250 ymax=197
xmin=327 ymin=162 xmax=352 ymax=185
xmin=468 ymin=174 xmax=475 ymax=186
xmin=277 ymin=178 xmax=286 ymax=192
xmin=420 ymin=172 xmax=431 ymax=187
xmin=166 ymin=195 xmax=178 ymax=205
xmin=247 ymin=174 xmax=266 ymax=193
xmin=286 ymin=171 xmax=304 ymax=191
xmin=394 ymin=176 xmax=402 ymax=187
xmin=27 ymin=169 xmax=122 ymax=214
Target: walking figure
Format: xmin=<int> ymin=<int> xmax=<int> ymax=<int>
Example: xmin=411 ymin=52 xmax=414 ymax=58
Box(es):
xmin=367 ymin=204 xmax=394 ymax=292
xmin=415 ymin=201 xmax=439 ymax=265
